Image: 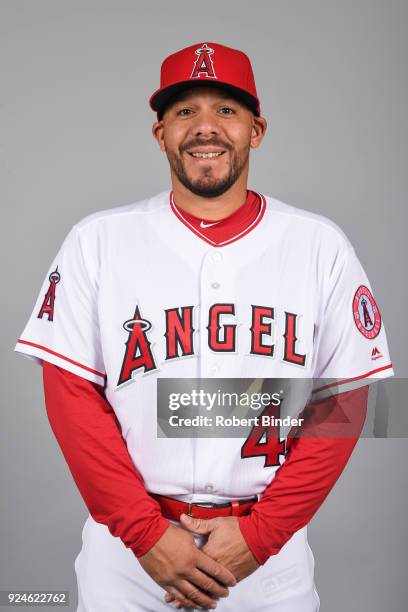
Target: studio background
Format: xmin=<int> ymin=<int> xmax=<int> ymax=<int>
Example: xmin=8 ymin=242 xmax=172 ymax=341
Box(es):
xmin=1 ymin=1 xmax=407 ymax=610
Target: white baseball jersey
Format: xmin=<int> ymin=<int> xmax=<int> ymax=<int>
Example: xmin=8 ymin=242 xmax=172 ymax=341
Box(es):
xmin=15 ymin=190 xmax=393 ymax=611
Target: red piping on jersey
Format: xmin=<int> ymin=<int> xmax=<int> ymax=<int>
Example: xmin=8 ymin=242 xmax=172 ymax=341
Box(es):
xmin=312 ymin=363 xmax=393 ymax=394
xmin=169 ymin=191 xmax=266 ymax=247
xmin=16 ymin=339 xmax=107 ymax=379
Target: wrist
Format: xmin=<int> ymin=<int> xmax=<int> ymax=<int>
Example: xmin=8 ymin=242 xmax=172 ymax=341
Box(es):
xmin=238 ymin=515 xmax=269 ymax=565
xmin=238 ymin=514 xmax=282 ymax=566
xmin=130 ymin=515 xmax=170 ymax=558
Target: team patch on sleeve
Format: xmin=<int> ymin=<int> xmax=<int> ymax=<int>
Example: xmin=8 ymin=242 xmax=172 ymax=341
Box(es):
xmin=352 ymin=285 xmax=381 ymax=339
xmin=37 ymin=267 xmax=61 ymax=322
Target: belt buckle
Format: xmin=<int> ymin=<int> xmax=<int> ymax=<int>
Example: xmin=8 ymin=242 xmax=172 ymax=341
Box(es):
xmin=187 ymin=501 xmax=217 ymax=516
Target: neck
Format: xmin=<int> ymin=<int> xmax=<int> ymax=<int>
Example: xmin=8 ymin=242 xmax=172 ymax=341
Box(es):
xmin=171 ymin=170 xmax=249 ymax=221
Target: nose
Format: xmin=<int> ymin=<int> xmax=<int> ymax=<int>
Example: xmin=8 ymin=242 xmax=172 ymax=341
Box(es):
xmin=191 ymin=109 xmax=220 ymax=138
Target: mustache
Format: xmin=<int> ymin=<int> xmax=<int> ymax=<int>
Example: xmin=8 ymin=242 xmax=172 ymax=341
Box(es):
xmin=180 ymin=139 xmax=232 ymax=153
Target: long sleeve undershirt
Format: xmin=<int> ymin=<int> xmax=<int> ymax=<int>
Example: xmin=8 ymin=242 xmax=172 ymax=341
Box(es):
xmin=42 ymin=360 xmax=169 ymax=558
xmin=238 ymin=385 xmax=369 ymax=564
xmin=42 ymin=360 xmax=368 ymax=564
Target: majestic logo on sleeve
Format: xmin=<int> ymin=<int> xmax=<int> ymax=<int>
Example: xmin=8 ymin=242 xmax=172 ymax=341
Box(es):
xmin=353 ymin=285 xmax=381 ymax=339
xmin=371 ymin=347 xmax=383 ymax=360
xmin=37 ymin=267 xmax=61 ymax=321
xmin=191 ymin=43 xmax=216 ymax=79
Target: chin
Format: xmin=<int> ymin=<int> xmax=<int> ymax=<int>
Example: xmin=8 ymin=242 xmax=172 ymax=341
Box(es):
xmin=190 ymin=172 xmax=229 ymax=188
xmin=188 ymin=181 xmax=233 ymax=198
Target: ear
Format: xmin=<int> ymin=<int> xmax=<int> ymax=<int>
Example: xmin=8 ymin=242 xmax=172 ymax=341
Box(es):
xmin=152 ymin=120 xmax=165 ymax=152
xmin=250 ymin=115 xmax=267 ymax=149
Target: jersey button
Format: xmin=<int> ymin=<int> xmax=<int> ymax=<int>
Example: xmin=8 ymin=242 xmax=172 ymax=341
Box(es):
xmin=211 ymin=282 xmax=220 ymax=289
xmin=212 ymin=252 xmax=222 ymax=262
xmin=210 ymin=364 xmax=219 ymax=375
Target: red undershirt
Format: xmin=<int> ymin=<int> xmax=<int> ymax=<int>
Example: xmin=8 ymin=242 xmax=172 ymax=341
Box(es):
xmin=41 ymin=191 xmax=369 ymax=565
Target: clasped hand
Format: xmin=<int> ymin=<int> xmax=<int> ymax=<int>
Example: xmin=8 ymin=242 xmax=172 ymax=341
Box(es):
xmin=138 ymin=514 xmax=259 ymax=610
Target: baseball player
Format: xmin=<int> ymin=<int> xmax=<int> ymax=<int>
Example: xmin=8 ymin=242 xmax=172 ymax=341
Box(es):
xmin=15 ymin=42 xmax=393 ymax=611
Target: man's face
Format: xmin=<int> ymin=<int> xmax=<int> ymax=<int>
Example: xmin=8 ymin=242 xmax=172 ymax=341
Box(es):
xmin=152 ymin=87 xmax=266 ymax=198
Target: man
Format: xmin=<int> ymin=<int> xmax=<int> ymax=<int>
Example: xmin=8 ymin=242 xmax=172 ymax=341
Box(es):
xmin=15 ymin=42 xmax=393 ymax=611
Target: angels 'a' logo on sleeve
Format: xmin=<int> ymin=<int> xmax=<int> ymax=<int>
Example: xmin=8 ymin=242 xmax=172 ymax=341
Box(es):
xmin=37 ymin=267 xmax=61 ymax=322
xmin=352 ymin=285 xmax=382 ymax=339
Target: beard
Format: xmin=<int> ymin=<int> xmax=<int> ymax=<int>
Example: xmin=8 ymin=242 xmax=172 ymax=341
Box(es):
xmin=165 ymin=139 xmax=249 ymax=198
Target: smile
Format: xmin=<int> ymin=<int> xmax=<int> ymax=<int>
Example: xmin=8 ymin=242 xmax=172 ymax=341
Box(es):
xmin=189 ymin=151 xmax=225 ymax=159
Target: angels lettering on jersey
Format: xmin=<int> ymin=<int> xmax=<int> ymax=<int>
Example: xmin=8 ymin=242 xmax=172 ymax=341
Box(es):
xmin=117 ymin=302 xmax=306 ymax=388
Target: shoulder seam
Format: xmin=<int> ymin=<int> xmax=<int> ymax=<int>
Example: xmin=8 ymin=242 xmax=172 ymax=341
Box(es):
xmin=263 ymin=197 xmax=351 ymax=245
xmin=72 ymin=193 xmax=170 ymax=232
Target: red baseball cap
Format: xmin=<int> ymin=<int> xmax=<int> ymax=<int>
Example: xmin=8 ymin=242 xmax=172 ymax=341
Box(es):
xmin=149 ymin=42 xmax=261 ymax=118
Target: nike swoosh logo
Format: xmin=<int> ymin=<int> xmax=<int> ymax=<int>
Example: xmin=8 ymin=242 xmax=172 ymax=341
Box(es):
xmin=200 ymin=220 xmax=220 ymax=228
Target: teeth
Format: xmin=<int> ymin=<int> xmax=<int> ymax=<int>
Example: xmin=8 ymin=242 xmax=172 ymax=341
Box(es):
xmin=191 ymin=152 xmax=223 ymax=158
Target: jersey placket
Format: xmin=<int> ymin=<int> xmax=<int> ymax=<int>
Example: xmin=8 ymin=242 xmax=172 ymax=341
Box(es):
xmin=194 ymin=247 xmax=237 ymax=499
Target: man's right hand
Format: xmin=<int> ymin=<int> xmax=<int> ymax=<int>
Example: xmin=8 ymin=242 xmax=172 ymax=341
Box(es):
xmin=138 ymin=523 xmax=237 ymax=609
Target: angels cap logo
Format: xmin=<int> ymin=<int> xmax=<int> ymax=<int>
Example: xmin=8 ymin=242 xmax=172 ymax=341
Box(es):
xmin=191 ymin=43 xmax=217 ymax=79
xmin=353 ymin=285 xmax=382 ymax=339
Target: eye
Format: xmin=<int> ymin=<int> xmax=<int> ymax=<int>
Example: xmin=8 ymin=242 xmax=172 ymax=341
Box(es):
xmin=219 ymin=106 xmax=234 ymax=115
xmin=177 ymin=107 xmax=193 ymax=116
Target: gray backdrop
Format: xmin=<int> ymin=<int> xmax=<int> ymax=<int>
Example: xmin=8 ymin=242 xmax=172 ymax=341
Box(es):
xmin=1 ymin=1 xmax=407 ymax=610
